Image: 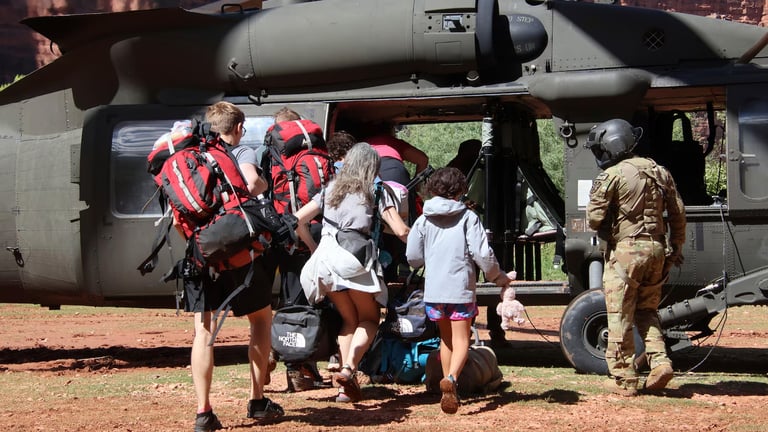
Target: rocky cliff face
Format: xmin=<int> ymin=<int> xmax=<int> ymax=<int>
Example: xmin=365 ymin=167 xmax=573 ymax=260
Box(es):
xmin=0 ymin=0 xmax=209 ymax=84
xmin=1 ymin=0 xmax=767 ymax=85
xmin=625 ymin=0 xmax=768 ymax=24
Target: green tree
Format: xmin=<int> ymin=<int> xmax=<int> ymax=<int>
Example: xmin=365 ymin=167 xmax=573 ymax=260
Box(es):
xmin=399 ymin=120 xmax=566 ymax=281
xmin=537 ymin=119 xmax=564 ymax=195
xmin=0 ymin=75 xmax=24 ymax=91
xmin=397 ymin=122 xmax=481 ymax=172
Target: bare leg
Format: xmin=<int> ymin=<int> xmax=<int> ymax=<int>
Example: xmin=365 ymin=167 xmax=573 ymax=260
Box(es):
xmin=328 ymin=289 xmax=379 ymax=403
xmin=191 ymin=311 xmax=214 ymax=413
xmin=447 ymin=319 xmax=472 ymax=379
xmin=346 ymin=290 xmax=380 ymax=369
xmin=436 ymin=318 xmax=453 ymax=379
xmin=327 ymin=290 xmax=357 ymax=370
xmin=246 ymin=305 xmax=273 ymax=400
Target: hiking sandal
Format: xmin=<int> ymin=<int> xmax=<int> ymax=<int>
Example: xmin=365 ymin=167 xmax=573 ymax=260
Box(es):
xmin=333 ymin=365 xmax=362 ymax=402
xmin=335 ymin=387 xmax=352 ymax=403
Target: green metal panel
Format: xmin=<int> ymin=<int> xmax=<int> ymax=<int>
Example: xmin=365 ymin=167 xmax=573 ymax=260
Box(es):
xmin=17 ymin=91 xmax=86 ymax=294
xmin=0 ymin=103 xmax=22 ymax=295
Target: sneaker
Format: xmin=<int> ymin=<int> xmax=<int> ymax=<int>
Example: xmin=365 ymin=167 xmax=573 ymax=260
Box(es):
xmin=644 ymin=363 xmax=674 ymax=391
xmin=333 ymin=365 xmax=362 ymax=402
xmin=439 ymin=375 xmax=460 ymax=414
xmin=247 ymin=398 xmax=285 ymax=421
xmin=194 ymin=410 xmax=222 ymax=432
xmin=604 ymin=378 xmax=638 ymax=397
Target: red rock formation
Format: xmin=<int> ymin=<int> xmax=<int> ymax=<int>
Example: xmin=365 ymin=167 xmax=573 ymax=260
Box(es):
xmin=622 ymin=0 xmax=768 ymax=25
xmin=1 ymin=0 xmax=210 ymax=84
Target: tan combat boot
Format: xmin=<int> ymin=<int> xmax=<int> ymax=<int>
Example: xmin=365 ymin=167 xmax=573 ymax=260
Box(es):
xmin=604 ymin=377 xmax=638 ymax=397
xmin=644 ymin=363 xmax=674 ymax=391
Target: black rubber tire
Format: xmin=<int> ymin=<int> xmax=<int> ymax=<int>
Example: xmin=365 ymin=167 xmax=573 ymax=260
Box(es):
xmin=560 ymin=289 xmax=646 ymax=375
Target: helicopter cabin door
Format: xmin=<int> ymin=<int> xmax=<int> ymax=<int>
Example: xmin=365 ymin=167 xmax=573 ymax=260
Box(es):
xmin=88 ymin=102 xmax=329 ymax=304
xmin=726 ymin=84 xmax=768 ymax=216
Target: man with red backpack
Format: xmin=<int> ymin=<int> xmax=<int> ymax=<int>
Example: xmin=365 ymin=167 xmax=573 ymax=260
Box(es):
xmin=183 ymin=102 xmax=284 ymax=431
xmin=262 ymin=107 xmax=335 ymax=391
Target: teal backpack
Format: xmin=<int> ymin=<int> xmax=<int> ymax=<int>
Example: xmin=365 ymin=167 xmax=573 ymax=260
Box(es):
xmin=361 ymin=335 xmax=441 ymax=384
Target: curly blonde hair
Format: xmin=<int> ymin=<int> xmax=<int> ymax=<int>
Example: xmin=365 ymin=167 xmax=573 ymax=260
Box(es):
xmin=327 ymin=142 xmax=380 ymax=208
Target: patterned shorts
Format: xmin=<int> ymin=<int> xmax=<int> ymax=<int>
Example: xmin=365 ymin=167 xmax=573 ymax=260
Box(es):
xmin=425 ymin=302 xmax=478 ymax=321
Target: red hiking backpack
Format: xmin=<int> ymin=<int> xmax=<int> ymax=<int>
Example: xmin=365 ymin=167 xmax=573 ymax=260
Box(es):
xmin=139 ymin=120 xmax=296 ymax=275
xmin=271 ymin=149 xmax=335 ymax=214
xmin=262 ymin=119 xmax=334 ymax=215
xmin=148 ymin=120 xmax=250 ymax=238
xmin=267 ymin=118 xmax=325 ymax=157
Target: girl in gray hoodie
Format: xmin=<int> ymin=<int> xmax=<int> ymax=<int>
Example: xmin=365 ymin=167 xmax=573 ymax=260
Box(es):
xmin=406 ymin=167 xmax=515 ymax=414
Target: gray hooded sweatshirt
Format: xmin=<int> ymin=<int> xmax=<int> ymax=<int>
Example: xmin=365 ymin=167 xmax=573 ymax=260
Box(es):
xmin=406 ymin=196 xmax=504 ymax=304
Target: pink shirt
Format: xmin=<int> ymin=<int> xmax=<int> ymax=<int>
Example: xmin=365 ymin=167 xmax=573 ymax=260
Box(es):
xmin=365 ymin=134 xmax=410 ymax=161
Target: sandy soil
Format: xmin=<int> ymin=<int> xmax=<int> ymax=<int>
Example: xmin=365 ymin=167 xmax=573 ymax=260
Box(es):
xmin=0 ymin=303 xmax=766 ymax=432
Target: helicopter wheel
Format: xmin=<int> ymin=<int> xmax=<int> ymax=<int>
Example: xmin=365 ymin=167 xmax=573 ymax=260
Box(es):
xmin=560 ymin=289 xmax=645 ymax=375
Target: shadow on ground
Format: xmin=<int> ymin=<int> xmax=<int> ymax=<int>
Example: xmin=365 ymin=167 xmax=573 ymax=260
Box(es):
xmin=2 ymin=337 xmax=766 ymax=376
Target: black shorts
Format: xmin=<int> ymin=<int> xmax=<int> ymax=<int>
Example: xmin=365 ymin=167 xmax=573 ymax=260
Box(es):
xmin=183 ymin=253 xmax=277 ymax=316
xmin=379 ymin=157 xmax=410 ymax=186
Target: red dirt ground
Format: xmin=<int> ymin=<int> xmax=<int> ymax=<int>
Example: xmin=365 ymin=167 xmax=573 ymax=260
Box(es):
xmin=0 ymin=303 xmax=766 ymax=431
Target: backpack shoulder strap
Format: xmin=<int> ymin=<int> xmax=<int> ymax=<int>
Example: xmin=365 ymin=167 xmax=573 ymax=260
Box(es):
xmin=293 ymin=120 xmax=314 ymax=151
xmin=285 ymin=149 xmax=334 ymax=214
xmin=371 ymin=181 xmax=384 ymax=246
xmin=136 ymin=209 xmax=173 ymax=275
xmin=209 ymin=254 xmax=257 ymax=345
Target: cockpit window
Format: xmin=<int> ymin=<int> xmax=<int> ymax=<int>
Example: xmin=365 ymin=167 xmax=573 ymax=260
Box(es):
xmin=110 ymin=116 xmax=275 ymax=216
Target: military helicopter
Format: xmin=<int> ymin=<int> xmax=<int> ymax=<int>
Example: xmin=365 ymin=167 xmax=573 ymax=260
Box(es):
xmin=2 ymin=0 xmax=768 ymax=375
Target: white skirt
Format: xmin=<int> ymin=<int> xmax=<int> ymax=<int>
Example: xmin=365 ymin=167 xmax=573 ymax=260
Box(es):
xmin=300 ymin=232 xmax=387 ymax=306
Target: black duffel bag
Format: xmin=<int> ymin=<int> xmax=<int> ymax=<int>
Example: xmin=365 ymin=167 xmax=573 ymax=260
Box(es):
xmin=380 ymin=268 xmax=438 ymax=342
xmin=271 ymin=304 xmax=341 ymax=363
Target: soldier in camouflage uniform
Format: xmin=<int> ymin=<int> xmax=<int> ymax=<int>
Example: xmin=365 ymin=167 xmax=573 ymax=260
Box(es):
xmin=585 ymin=119 xmax=686 ymax=396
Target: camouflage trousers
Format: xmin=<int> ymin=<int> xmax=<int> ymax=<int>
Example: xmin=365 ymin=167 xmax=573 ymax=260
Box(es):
xmin=603 ymin=239 xmax=671 ymax=382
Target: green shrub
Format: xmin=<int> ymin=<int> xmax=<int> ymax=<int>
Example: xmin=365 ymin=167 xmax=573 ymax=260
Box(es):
xmin=0 ymin=75 xmax=24 ymax=91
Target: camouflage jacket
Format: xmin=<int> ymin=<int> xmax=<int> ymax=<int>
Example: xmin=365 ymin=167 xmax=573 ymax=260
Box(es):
xmin=587 ymin=156 xmax=685 ymax=249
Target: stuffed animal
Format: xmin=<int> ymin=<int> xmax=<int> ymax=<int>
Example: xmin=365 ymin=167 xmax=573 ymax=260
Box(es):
xmin=496 ymin=286 xmax=526 ymax=330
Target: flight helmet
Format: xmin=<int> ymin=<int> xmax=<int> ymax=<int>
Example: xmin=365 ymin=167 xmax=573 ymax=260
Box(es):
xmin=585 ymin=119 xmax=642 ymax=169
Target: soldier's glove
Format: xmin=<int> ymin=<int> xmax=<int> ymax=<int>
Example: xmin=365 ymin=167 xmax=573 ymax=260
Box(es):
xmin=667 ymin=244 xmax=684 ymax=267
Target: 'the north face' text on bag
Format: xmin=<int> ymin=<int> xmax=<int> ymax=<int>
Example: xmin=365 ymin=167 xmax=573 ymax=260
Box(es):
xmin=381 ymin=288 xmax=437 ymax=342
xmin=380 ymin=267 xmax=436 ymax=342
xmin=271 ymin=304 xmax=342 ymax=363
